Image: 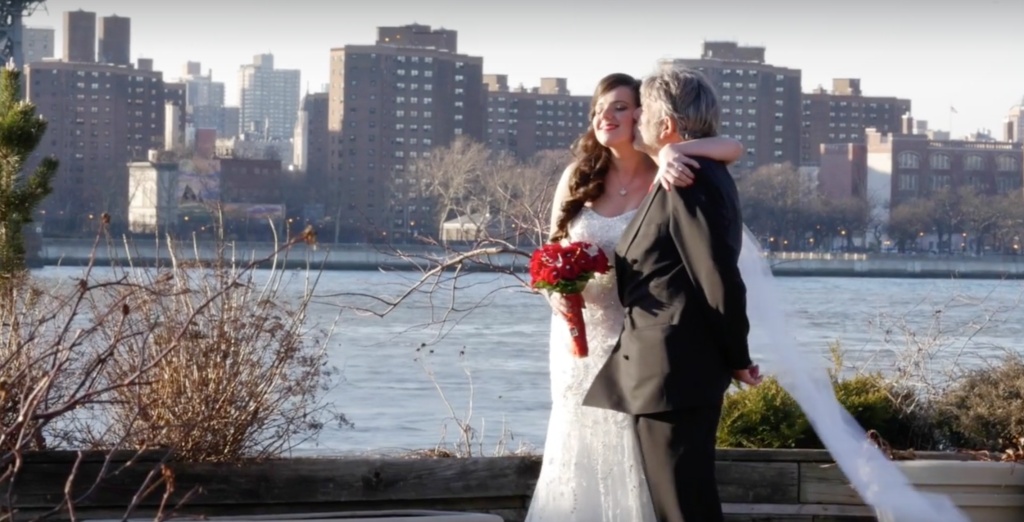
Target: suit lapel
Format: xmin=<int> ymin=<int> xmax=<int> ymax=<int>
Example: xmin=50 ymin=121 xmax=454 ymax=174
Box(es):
xmin=619 ymin=184 xmax=660 ymax=256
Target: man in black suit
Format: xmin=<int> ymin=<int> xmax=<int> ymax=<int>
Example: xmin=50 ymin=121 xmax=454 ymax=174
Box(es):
xmin=582 ymin=67 xmax=762 ymax=522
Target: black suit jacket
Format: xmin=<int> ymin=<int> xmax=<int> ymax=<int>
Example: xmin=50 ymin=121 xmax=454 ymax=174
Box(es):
xmin=581 ymin=156 xmax=752 ymax=415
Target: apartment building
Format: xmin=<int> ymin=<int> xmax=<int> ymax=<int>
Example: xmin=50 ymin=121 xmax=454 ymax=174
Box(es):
xmin=662 ymin=41 xmax=802 ymax=172
xmin=483 ymin=75 xmax=589 ymax=159
xmin=801 ymin=79 xmax=910 ymax=165
xmin=63 ymin=10 xmax=95 ymax=63
xmin=22 ymin=27 xmax=54 ymax=64
xmin=98 ymin=15 xmax=130 ymax=66
xmin=25 ymin=58 xmax=165 ymax=232
xmin=327 ymin=24 xmax=486 ymax=242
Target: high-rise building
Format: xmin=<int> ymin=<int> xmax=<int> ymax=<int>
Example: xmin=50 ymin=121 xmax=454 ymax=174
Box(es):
xmin=293 ymin=92 xmax=328 ymax=172
xmin=164 ymin=81 xmax=187 ymax=143
xmin=221 ymin=106 xmax=241 ymax=138
xmin=25 ymin=58 xmax=165 ymax=233
xmin=483 ymin=75 xmax=589 ymax=159
xmin=327 ymin=24 xmax=486 ymax=242
xmin=661 ymin=42 xmax=802 ymax=172
xmin=1006 ymin=101 xmax=1023 ymax=143
xmin=179 ymin=61 xmax=228 ymax=137
xmin=98 ymin=15 xmax=130 ymax=65
xmin=238 ymin=53 xmax=301 ymax=140
xmin=22 ymin=27 xmax=54 ymax=64
xmin=63 ymin=10 xmax=95 ymax=63
xmin=800 ymin=79 xmax=910 ymax=166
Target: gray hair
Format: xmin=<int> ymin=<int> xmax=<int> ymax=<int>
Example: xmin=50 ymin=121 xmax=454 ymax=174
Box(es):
xmin=640 ymin=67 xmax=720 ymax=140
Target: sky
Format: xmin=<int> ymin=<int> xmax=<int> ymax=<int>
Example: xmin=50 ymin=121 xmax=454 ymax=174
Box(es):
xmin=24 ymin=0 xmax=1024 ymax=138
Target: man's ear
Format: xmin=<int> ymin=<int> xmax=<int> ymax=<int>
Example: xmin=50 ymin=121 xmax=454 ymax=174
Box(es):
xmin=658 ymin=116 xmax=676 ymax=142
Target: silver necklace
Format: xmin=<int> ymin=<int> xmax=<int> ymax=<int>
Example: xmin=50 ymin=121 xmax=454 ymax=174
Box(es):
xmin=613 ymin=172 xmax=637 ymax=197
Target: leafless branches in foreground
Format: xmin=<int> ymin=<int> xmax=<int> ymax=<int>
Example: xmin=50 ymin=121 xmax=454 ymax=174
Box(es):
xmin=1 ymin=222 xmax=343 ymax=520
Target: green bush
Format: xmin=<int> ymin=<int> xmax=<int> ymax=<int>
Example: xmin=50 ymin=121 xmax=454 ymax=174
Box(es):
xmin=717 ymin=376 xmax=810 ymax=448
xmin=933 ymin=354 xmax=1024 ymax=452
xmin=717 ymin=346 xmax=934 ymax=450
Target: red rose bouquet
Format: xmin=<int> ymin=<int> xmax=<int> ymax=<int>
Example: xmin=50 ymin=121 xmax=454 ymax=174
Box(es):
xmin=529 ymin=241 xmax=611 ymax=357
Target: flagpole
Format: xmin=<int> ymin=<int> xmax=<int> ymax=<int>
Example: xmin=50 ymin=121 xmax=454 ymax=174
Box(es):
xmin=949 ymin=103 xmax=953 ymax=138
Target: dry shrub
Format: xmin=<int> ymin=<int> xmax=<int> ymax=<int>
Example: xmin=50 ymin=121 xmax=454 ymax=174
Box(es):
xmin=1 ymin=227 xmax=342 ymax=461
xmin=932 ymin=353 xmax=1024 ymax=452
xmin=88 ymin=236 xmax=345 ymax=462
xmin=0 ymin=275 xmax=54 ymax=452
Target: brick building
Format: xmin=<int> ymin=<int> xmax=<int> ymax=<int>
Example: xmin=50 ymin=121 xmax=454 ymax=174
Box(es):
xmin=98 ymin=15 xmax=130 ymax=66
xmin=482 ymin=75 xmax=589 ymax=159
xmin=327 ymin=24 xmax=486 ymax=242
xmin=817 ymin=143 xmax=867 ymax=201
xmin=26 ymin=53 xmax=165 ymax=232
xmin=800 ymin=79 xmax=910 ymax=166
xmin=63 ymin=10 xmax=95 ymax=63
xmin=661 ymin=42 xmax=802 ymax=172
xmin=220 ymin=158 xmax=282 ymax=204
xmin=866 ymin=129 xmax=1023 ymax=214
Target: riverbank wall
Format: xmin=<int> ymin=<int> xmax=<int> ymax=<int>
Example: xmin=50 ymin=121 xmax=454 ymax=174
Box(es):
xmin=35 ymin=239 xmax=1024 ymax=279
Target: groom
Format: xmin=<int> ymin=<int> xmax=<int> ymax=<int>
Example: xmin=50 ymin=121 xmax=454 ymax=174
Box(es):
xmin=582 ymin=67 xmax=761 ymax=522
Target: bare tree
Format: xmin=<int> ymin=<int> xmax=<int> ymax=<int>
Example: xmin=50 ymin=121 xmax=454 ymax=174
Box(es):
xmin=887 ymin=199 xmax=932 ymax=253
xmin=738 ymin=162 xmax=813 ymax=250
xmin=330 ymin=145 xmax=575 ymax=346
xmin=414 ymin=137 xmax=491 ymax=242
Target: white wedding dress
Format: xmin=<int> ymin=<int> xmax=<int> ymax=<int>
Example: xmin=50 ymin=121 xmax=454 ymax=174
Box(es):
xmin=525 ymin=207 xmax=658 ymax=522
xmin=525 ymin=205 xmax=972 ymax=521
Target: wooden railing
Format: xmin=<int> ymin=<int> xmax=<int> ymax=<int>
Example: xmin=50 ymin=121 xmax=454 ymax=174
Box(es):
xmin=4 ymin=448 xmax=981 ymax=522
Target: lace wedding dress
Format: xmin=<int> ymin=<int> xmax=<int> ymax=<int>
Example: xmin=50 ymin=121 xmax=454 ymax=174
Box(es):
xmin=524 ymin=207 xmax=658 ymax=522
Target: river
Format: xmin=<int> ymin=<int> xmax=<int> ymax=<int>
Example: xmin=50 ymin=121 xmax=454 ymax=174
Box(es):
xmin=32 ymin=267 xmax=1024 ymax=456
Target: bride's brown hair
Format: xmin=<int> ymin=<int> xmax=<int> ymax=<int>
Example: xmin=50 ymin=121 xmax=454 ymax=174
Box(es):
xmin=550 ymin=73 xmax=642 ymax=243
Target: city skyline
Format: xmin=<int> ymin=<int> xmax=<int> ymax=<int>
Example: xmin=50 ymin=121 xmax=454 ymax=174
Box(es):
xmin=24 ymin=0 xmax=1022 ymax=140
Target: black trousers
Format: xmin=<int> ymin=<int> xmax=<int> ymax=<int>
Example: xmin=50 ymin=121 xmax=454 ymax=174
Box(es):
xmin=635 ymin=404 xmax=724 ymax=522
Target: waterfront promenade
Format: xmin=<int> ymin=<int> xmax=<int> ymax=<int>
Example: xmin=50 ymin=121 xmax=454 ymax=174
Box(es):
xmin=36 ymin=238 xmax=1024 ymax=279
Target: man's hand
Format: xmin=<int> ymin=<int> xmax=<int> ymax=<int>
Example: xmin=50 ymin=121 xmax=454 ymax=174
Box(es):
xmin=733 ymin=364 xmax=763 ymax=387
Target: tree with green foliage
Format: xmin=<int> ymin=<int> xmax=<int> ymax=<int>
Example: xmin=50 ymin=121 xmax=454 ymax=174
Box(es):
xmin=0 ymin=62 xmax=58 ymax=274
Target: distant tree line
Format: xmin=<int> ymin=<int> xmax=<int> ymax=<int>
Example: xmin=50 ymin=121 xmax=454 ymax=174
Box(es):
xmin=738 ymin=163 xmax=1024 ymax=255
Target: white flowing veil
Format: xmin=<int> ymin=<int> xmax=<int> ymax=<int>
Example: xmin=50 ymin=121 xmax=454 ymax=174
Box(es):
xmin=737 ymin=227 xmax=969 ymax=521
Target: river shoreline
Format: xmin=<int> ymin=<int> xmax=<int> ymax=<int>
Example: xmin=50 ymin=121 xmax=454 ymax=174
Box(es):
xmin=35 ymin=238 xmax=1024 ymax=280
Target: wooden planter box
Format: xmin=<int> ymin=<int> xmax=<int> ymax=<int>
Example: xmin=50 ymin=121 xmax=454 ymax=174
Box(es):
xmin=1 ymin=449 xmax=993 ymax=522
xmin=92 ymin=512 xmax=503 ymax=522
xmin=878 ymin=461 xmax=1024 ymax=522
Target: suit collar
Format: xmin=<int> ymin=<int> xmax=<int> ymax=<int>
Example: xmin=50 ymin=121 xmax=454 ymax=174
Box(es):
xmin=619 ymin=185 xmax=660 ymax=256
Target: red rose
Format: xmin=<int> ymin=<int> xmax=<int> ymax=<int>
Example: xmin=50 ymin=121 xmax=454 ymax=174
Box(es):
xmin=559 ymin=262 xmax=581 ymax=281
xmin=541 ymin=265 xmax=559 ymax=286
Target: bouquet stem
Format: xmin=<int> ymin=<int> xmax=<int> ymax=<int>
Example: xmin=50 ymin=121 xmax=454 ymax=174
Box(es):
xmin=562 ymin=293 xmax=588 ymax=358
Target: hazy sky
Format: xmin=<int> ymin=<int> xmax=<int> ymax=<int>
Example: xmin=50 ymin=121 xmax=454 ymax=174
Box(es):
xmin=25 ymin=0 xmax=1024 ymax=138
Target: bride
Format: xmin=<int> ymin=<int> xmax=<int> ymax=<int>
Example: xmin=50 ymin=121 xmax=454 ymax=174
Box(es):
xmin=526 ymin=72 xmax=970 ymax=521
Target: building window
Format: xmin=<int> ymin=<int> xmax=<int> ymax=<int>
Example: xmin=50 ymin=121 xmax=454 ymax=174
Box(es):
xmin=898 ymin=174 xmax=918 ymax=190
xmin=929 ymin=153 xmax=951 ymax=170
xmin=964 ymin=154 xmax=985 ymax=171
xmin=997 ymin=175 xmax=1021 ymax=193
xmin=897 ymin=152 xmax=920 ymax=169
xmin=996 ymin=155 xmax=1019 ymax=172
xmin=931 ymin=174 xmax=951 ymax=190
